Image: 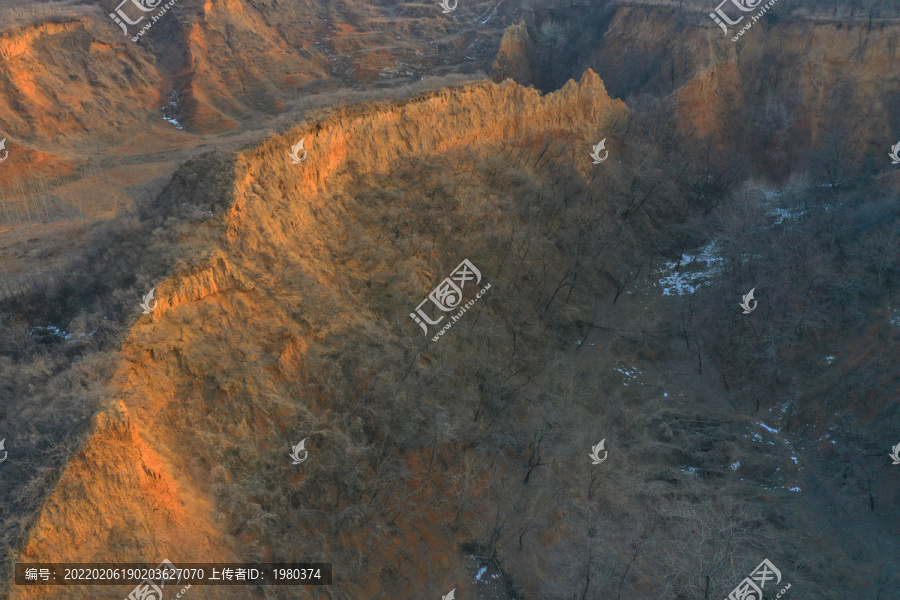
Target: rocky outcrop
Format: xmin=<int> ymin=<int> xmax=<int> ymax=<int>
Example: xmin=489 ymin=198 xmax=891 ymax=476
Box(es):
xmin=491 ymin=21 xmax=535 ymax=85
xmin=223 ymin=69 xmax=626 ymax=256
xmin=493 ymin=5 xmax=900 ymax=176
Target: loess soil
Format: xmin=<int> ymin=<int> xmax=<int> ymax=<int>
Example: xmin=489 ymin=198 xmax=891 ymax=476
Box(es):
xmin=1 ymin=1 xmax=898 ymax=600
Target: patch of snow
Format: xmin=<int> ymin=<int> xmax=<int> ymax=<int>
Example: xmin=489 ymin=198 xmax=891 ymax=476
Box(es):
xmin=788 ymin=486 xmax=801 ymax=492
xmin=30 ymin=325 xmax=97 ymax=343
xmin=752 ymin=433 xmax=763 ymax=442
xmin=31 ymin=325 xmax=69 ymax=339
xmin=890 ymin=308 xmax=900 ymax=327
xmin=614 ymin=365 xmax=643 ymax=385
xmin=478 ymin=1 xmax=503 ymax=24
xmin=162 ymin=90 xmax=185 ymax=130
xmin=825 ymin=355 xmax=836 ymax=364
xmin=614 ymin=365 xmax=641 ymax=379
xmin=757 ymin=421 xmax=780 ymax=434
xmin=730 ymin=461 xmax=741 ymax=470
xmin=755 ymin=183 xmax=805 ymax=225
xmin=475 ymin=566 xmax=487 ymax=582
xmin=656 ymin=240 xmax=724 ymax=296
xmin=760 ymin=188 xmax=784 ymax=201
xmin=819 ymin=433 xmax=838 ymax=446
xmin=181 ymin=202 xmax=213 ymax=217
xmin=772 ymin=207 xmax=804 ymax=225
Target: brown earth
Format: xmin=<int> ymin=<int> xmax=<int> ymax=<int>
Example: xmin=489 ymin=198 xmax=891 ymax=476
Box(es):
xmin=0 ymin=0 xmax=523 ymax=285
xmin=1 ymin=3 xmax=898 ymax=600
xmin=9 ymin=71 xmax=628 ymax=600
xmin=492 ymin=4 xmax=900 ymax=178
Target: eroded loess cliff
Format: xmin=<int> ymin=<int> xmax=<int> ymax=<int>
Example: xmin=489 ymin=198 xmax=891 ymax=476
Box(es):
xmin=0 ymin=0 xmax=521 ymax=146
xmin=0 ymin=19 xmax=162 ymax=143
xmin=493 ymin=4 xmax=900 ymax=177
xmin=12 ymin=71 xmax=627 ymax=600
xmin=0 ymin=0 xmax=524 ymax=307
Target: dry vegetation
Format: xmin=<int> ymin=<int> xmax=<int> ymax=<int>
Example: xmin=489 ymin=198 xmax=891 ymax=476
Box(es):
xmin=0 ymin=1 xmax=898 ymax=599
xmin=527 ymin=0 xmax=900 ymax=20
xmin=1 ymin=74 xmax=897 ymax=599
xmin=0 ymin=1 xmax=91 ymax=29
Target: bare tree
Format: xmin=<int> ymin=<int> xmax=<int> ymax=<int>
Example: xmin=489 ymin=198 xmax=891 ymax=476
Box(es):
xmin=654 ymin=497 xmax=768 ymax=600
